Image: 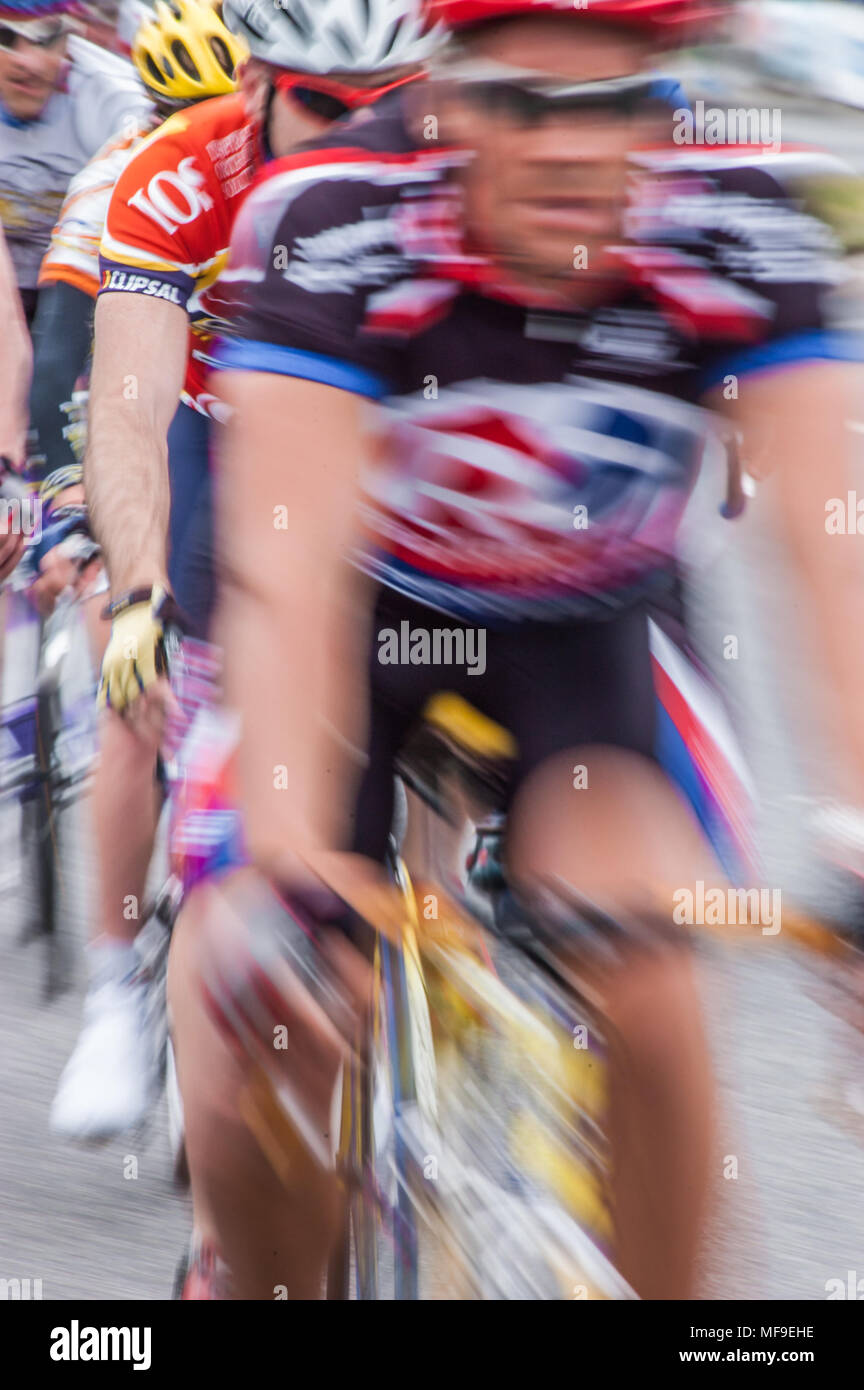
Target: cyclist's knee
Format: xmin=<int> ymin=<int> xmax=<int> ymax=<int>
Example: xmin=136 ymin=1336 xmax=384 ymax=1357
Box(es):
xmin=506 ymin=744 xmax=723 ymax=917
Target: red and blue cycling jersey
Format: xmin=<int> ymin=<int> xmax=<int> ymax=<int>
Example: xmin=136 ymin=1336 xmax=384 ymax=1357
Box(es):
xmin=216 ymin=90 xmax=863 ymax=624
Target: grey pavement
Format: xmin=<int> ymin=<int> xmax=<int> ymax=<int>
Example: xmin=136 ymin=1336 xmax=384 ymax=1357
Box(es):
xmin=0 ymin=795 xmax=189 ymax=1302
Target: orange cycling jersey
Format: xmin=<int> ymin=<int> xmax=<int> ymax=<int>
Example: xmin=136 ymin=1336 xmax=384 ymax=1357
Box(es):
xmin=98 ymin=92 xmax=260 ymax=419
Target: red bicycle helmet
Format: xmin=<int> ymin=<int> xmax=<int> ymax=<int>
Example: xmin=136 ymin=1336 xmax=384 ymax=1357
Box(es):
xmin=426 ymin=0 xmax=724 ymax=34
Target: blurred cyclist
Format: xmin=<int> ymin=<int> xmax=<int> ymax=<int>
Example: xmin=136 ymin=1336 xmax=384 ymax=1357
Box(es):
xmin=48 ymin=0 xmax=246 ymax=1138
xmin=159 ymin=0 xmax=864 ymax=1300
xmin=29 ymin=0 xmax=246 ymax=617
xmin=51 ymin=0 xmax=439 ymax=1152
xmin=0 ymin=0 xmax=152 ymax=322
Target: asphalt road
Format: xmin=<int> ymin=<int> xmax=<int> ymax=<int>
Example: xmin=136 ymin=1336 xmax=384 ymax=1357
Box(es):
xmin=0 ymin=794 xmax=188 ymax=1302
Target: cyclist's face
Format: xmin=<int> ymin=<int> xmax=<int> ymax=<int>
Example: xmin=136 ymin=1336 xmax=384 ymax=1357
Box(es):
xmin=0 ymin=28 xmax=67 ymax=120
xmin=441 ymin=19 xmax=661 ymax=292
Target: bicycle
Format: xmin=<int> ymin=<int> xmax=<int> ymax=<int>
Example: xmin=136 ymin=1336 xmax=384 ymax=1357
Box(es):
xmin=211 ymin=650 xmax=864 ymax=1302
xmin=0 ymin=493 xmax=101 ymax=1000
xmin=216 ymin=692 xmax=635 ymax=1300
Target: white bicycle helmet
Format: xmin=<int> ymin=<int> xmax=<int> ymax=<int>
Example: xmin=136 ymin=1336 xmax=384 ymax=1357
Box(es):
xmin=221 ymin=0 xmax=443 ymax=76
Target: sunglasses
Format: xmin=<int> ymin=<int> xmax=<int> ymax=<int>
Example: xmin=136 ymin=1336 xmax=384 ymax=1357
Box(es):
xmin=439 ymin=61 xmax=664 ymax=125
xmin=274 ymin=71 xmax=417 ymax=124
xmin=0 ymin=24 xmax=65 ymax=51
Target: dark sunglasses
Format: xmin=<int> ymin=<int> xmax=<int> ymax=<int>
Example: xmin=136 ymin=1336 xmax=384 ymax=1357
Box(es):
xmin=0 ymin=24 xmax=65 ymax=51
xmin=443 ymin=63 xmax=664 ymax=125
xmin=291 ymin=85 xmax=352 ymax=122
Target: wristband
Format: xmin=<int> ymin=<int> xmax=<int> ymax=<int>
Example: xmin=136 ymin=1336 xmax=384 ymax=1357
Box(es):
xmin=102 ymin=586 xmax=156 ymax=619
xmin=102 ymin=584 xmax=190 ymax=633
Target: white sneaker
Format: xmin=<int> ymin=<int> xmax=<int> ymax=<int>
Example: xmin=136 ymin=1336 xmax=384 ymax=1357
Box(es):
xmin=50 ymin=950 xmax=157 ymax=1142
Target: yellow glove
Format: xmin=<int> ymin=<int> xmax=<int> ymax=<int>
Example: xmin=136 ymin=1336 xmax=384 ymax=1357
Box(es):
xmin=98 ymin=583 xmax=173 ymax=714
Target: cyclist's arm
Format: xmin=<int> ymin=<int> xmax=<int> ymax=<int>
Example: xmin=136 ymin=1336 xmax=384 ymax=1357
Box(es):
xmin=215 ymin=146 xmax=413 ymax=865
xmin=709 ymin=357 xmax=864 ymax=799
xmin=85 ymin=118 xmax=199 ymax=596
xmin=217 ymin=369 xmax=370 ymax=870
xmin=86 ymin=290 xmax=186 ymax=593
xmin=28 ymin=281 xmax=94 ymax=480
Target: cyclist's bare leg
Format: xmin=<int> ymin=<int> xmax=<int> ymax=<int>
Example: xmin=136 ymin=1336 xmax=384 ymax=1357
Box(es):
xmin=507 ymin=745 xmax=721 ymax=1300
xmin=167 ymin=871 xmax=347 ymax=1300
xmin=68 ymin=592 xmax=161 ymax=948
xmin=85 ymin=567 xmax=161 ymax=950
xmin=91 ymin=713 xmax=160 ymax=942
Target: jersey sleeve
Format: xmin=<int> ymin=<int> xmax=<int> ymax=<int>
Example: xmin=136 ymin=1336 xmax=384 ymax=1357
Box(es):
xmin=40 ymin=127 xmax=148 ymax=298
xmin=652 ymin=154 xmax=864 ymax=390
xmin=98 ymin=114 xmax=218 ymax=313
xmin=217 ymin=150 xmax=417 ymax=397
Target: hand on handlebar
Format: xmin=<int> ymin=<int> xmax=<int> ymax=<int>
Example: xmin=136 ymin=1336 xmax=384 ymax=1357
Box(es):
xmin=97 ymin=583 xmax=181 ymax=746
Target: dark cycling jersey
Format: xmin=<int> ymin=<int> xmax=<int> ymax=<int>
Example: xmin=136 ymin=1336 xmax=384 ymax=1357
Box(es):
xmin=218 ymin=91 xmax=863 ymax=625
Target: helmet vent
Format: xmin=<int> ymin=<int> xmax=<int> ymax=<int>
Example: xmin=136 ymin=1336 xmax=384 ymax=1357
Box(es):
xmin=380 ymin=18 xmax=402 ymax=60
xmin=172 ymin=39 xmax=201 ymax=80
xmin=282 ymin=2 xmax=313 ymax=42
xmin=144 ymin=53 xmax=165 ymax=85
xmin=210 ymin=34 xmax=234 ymax=76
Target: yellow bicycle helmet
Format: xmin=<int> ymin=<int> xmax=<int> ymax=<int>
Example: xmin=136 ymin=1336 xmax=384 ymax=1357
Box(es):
xmin=133 ymin=0 xmax=248 ymax=103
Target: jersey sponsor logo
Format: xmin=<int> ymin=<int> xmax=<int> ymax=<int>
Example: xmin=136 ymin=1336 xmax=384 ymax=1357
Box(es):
xmin=525 ymin=307 xmax=689 ymax=375
xmin=357 ymin=376 xmax=704 ymax=618
xmin=578 ymin=309 xmax=680 ymax=362
xmin=127 ymin=156 xmax=214 ymax=237
xmin=283 ymin=215 xmax=403 ymax=294
xmin=101 ymin=268 xmax=183 ymax=303
xmin=639 ymin=187 xmax=838 ymax=285
xmin=205 ymin=125 xmax=257 ymax=200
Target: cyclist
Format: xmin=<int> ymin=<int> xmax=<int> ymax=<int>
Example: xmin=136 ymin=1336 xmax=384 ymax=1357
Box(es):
xmin=0 ymin=0 xmax=152 ymax=323
xmin=29 ymin=0 xmax=247 ymax=624
xmin=159 ymin=0 xmax=864 ymax=1300
xmin=46 ymin=0 xmax=247 ymax=1136
xmin=50 ymin=0 xmax=441 ymax=1147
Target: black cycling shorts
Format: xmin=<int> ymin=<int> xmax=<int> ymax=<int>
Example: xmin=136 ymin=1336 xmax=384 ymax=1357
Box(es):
xmin=349 ymin=588 xmax=657 ymax=864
